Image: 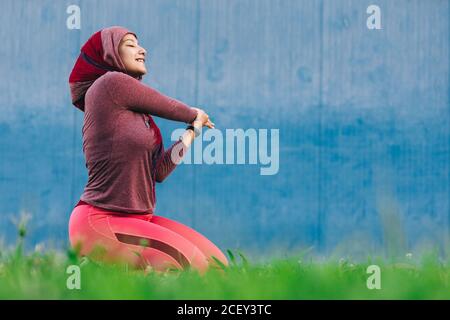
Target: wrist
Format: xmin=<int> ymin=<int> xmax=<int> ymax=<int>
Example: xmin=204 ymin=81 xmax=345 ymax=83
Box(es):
xmin=179 ymin=128 xmax=195 ymax=145
xmin=186 ymin=128 xmax=195 ymax=140
xmin=192 ymin=120 xmax=203 ymax=128
xmin=186 ymin=124 xmax=201 ymax=137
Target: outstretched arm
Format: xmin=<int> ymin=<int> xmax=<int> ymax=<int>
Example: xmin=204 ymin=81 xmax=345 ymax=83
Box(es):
xmin=104 ymin=71 xmax=198 ymax=123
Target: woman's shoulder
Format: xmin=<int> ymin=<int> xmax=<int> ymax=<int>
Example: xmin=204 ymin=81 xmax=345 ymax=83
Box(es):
xmin=85 ymin=72 xmax=136 ymax=106
xmin=97 ymin=71 xmax=137 ymax=87
xmin=87 ymin=72 xmax=138 ymax=99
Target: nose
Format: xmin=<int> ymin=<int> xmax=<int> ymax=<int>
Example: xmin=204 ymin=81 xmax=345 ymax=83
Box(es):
xmin=139 ymin=47 xmax=147 ymax=56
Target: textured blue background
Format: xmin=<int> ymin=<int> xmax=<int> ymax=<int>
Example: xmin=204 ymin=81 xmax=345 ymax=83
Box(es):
xmin=0 ymin=0 xmax=448 ymax=261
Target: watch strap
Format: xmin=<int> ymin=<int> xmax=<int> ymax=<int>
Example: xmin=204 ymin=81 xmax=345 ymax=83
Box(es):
xmin=186 ymin=124 xmax=201 ymax=137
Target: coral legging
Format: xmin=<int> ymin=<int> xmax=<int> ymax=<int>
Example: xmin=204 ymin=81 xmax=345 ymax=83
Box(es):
xmin=68 ymin=200 xmax=228 ymax=274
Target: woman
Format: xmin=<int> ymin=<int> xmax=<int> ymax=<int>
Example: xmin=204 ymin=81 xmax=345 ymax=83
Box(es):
xmin=68 ymin=26 xmax=228 ymax=275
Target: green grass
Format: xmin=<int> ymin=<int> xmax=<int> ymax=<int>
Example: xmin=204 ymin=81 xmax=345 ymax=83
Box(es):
xmin=1 ymin=215 xmax=449 ymax=299
xmin=1 ymin=241 xmax=450 ymax=299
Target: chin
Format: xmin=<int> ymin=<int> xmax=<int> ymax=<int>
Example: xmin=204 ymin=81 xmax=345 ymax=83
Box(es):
xmin=129 ymin=69 xmax=146 ymax=78
xmin=136 ymin=67 xmax=147 ymax=75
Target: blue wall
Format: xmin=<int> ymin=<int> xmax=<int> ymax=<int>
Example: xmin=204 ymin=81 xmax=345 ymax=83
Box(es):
xmin=0 ymin=0 xmax=448 ymax=261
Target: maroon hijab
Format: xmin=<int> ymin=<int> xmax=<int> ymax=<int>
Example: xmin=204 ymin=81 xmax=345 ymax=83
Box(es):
xmin=69 ymin=26 xmax=142 ymax=112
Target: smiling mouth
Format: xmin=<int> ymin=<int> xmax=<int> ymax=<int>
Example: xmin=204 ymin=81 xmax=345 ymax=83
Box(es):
xmin=135 ymin=58 xmax=145 ymax=63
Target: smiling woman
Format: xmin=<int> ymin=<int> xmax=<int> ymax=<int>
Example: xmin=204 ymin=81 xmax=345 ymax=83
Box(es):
xmin=118 ymin=33 xmax=148 ymax=79
xmin=67 ymin=26 xmax=226 ymax=275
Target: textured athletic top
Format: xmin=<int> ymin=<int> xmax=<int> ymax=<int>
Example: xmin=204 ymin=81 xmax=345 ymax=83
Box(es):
xmin=79 ymin=71 xmax=198 ymax=214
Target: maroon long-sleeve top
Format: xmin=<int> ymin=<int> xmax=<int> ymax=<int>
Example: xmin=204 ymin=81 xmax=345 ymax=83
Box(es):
xmin=79 ymin=71 xmax=198 ymax=214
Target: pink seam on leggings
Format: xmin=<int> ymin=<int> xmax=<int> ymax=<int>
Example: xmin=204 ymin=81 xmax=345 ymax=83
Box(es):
xmin=68 ymin=200 xmax=229 ymax=274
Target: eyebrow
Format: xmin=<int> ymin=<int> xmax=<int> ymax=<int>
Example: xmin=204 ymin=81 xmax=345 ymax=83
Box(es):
xmin=124 ymin=39 xmax=138 ymax=44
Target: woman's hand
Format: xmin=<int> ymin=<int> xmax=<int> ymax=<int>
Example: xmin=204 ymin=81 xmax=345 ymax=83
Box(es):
xmin=191 ymin=107 xmax=215 ymax=129
xmin=180 ymin=107 xmax=214 ymax=147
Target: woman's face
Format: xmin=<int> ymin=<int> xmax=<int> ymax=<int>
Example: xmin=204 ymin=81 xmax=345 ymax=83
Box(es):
xmin=118 ymin=33 xmax=147 ymax=77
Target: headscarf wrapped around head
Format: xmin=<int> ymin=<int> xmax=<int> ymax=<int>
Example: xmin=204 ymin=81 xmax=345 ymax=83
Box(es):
xmin=69 ymin=26 xmax=142 ymax=112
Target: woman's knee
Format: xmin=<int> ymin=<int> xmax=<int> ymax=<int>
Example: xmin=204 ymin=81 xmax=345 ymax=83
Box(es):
xmin=151 ymin=215 xmax=229 ymax=268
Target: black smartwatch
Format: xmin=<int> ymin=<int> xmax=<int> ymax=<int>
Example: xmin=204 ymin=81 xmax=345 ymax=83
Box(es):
xmin=186 ymin=124 xmax=201 ymax=137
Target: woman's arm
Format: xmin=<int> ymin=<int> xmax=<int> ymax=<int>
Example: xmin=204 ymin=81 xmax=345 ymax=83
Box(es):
xmin=154 ymin=122 xmax=200 ymax=183
xmin=103 ymin=71 xmax=198 ymax=123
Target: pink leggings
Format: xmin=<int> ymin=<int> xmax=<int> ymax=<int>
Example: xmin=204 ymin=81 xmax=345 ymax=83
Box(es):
xmin=68 ymin=200 xmax=229 ymax=274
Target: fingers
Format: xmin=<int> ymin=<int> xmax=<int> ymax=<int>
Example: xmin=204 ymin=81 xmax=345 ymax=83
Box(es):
xmin=190 ymin=107 xmax=215 ymax=129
